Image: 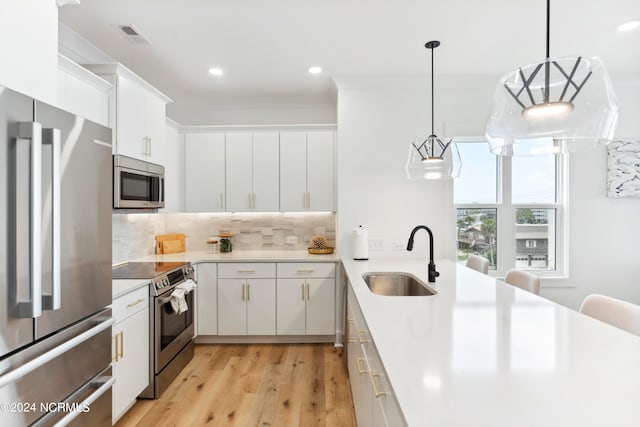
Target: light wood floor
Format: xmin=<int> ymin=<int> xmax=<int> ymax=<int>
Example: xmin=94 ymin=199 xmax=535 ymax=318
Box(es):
xmin=114 ymin=343 xmax=356 ymax=427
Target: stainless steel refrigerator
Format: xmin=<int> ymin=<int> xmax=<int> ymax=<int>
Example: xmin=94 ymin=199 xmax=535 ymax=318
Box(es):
xmin=0 ymin=85 xmax=113 ymax=426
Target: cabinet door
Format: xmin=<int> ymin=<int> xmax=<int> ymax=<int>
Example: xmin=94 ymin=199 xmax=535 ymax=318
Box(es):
xmin=279 ymin=132 xmax=307 ymax=211
xmin=115 ymin=73 xmax=147 ymax=159
xmin=252 ymin=132 xmax=279 ymax=212
xmin=347 ymin=295 xmax=373 ymax=427
xmin=196 ymin=263 xmax=217 ymax=335
xmin=306 ymin=277 xmax=335 ymax=335
xmin=307 ymin=131 xmax=335 ymax=211
xmin=143 ymin=90 xmax=167 ymax=163
xmin=185 ymin=132 xmax=226 ymax=212
xmin=225 ymin=132 xmax=253 ymax=211
xmin=246 ymin=279 xmax=276 ymax=335
xmin=276 ymin=278 xmax=306 ymax=335
xmin=112 ymin=307 xmax=149 ymax=423
xmin=217 ymin=279 xmax=247 ymax=335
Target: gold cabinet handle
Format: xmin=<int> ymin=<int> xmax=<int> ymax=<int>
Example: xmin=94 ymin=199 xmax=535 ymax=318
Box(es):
xmin=238 ymin=270 xmax=255 ymax=273
xmin=219 ymin=193 xmax=224 ymax=209
xmin=301 ymin=283 xmax=305 ymax=300
xmin=302 ymin=192 xmax=307 ymax=208
xmin=126 ymin=298 xmax=145 ymax=308
xmin=307 ymin=192 xmax=311 ymax=209
xmin=296 ymin=269 xmax=315 ymax=273
xmin=247 ymin=283 xmax=250 ymax=301
xmin=355 ymin=357 xmax=368 ymax=374
xmin=369 ymin=372 xmax=387 ymax=397
xmin=113 ymin=331 xmax=124 ymax=362
xmin=242 ymin=283 xmax=246 ymax=301
xmin=306 ymin=283 xmax=310 ymax=300
xmin=356 ymin=329 xmax=370 ymax=343
xmin=347 ymin=319 xmax=355 ymax=343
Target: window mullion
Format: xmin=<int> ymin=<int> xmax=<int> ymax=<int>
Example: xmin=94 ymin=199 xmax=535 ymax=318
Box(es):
xmin=498 ymin=154 xmax=515 ymax=275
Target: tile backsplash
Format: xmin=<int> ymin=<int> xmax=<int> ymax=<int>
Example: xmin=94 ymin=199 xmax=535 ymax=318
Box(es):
xmin=112 ymin=211 xmax=336 ymax=264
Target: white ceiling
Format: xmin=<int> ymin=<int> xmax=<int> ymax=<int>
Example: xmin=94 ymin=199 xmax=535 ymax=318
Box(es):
xmin=59 ymin=0 xmax=640 ymax=124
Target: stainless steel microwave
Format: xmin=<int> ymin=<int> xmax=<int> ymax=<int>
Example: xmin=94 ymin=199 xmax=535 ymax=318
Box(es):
xmin=113 ymin=154 xmax=165 ymax=209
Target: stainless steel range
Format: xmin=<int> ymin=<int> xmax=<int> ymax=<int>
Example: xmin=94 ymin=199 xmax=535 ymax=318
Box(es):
xmin=112 ymin=261 xmax=195 ymax=399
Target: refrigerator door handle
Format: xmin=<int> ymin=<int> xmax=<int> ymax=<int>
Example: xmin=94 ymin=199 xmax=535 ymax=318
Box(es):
xmin=0 ymin=316 xmax=114 ymax=388
xmin=17 ymin=122 xmax=43 ymax=318
xmin=42 ymin=128 xmax=61 ymax=310
xmin=51 ymin=375 xmax=115 ymax=427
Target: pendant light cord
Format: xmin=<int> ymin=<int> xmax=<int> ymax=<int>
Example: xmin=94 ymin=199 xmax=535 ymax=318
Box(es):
xmin=431 ymin=45 xmax=435 ymax=136
xmin=544 ymin=0 xmax=551 ymax=103
xmin=546 ymin=0 xmax=550 ymax=59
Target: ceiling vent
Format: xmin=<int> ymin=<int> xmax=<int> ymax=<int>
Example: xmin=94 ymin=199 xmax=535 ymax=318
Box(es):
xmin=118 ymin=25 xmax=151 ymax=45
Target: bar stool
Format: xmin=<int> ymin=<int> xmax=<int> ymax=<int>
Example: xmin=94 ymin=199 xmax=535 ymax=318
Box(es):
xmin=579 ymin=294 xmax=640 ymax=336
xmin=503 ymin=269 xmax=540 ymax=295
xmin=465 ymin=255 xmax=489 ymax=274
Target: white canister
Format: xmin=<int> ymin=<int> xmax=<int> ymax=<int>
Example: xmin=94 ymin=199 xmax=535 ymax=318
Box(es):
xmin=353 ymin=225 xmax=369 ymax=260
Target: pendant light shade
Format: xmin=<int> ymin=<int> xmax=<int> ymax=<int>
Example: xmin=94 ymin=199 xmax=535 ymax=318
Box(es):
xmin=485 ymin=1 xmax=619 ymax=156
xmin=406 ymin=40 xmax=461 ymax=179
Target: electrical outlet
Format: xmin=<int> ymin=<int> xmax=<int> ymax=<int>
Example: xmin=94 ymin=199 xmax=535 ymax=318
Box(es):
xmin=286 ymin=236 xmax=298 ymax=245
xmin=392 ymin=241 xmax=406 ymax=251
xmin=369 ymin=239 xmax=384 ymax=251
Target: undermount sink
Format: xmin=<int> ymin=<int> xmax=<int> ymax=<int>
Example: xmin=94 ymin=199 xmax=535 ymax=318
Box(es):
xmin=362 ymin=272 xmax=437 ymax=296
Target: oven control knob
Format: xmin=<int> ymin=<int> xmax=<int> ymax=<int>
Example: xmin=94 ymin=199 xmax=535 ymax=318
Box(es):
xmin=164 ymin=278 xmax=170 ymax=287
xmin=154 ymin=281 xmax=161 ymax=289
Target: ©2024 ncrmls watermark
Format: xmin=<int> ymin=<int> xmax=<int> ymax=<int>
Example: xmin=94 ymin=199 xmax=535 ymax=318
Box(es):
xmin=1 ymin=401 xmax=91 ymax=414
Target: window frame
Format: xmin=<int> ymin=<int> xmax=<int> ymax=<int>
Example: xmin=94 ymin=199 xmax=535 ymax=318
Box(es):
xmin=454 ymin=138 xmax=568 ymax=279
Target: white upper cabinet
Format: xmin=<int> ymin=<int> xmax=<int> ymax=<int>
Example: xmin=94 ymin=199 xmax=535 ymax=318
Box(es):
xmin=57 ymin=55 xmax=111 ymax=127
xmin=84 ymin=63 xmax=171 ymax=163
xmin=280 ymin=131 xmax=335 ymax=211
xmin=226 ymin=131 xmax=279 ymax=212
xmin=0 ymin=0 xmax=57 ymax=103
xmin=185 ymin=132 xmax=226 ymax=212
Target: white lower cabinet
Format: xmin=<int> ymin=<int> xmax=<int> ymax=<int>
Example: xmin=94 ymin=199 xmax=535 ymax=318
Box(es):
xmin=347 ymin=285 xmax=405 ymax=427
xmin=217 ymin=263 xmax=276 ymax=335
xmin=196 ymin=263 xmax=217 ymax=335
xmin=276 ymin=263 xmax=335 ymax=336
xmin=112 ymin=285 xmax=149 ymax=424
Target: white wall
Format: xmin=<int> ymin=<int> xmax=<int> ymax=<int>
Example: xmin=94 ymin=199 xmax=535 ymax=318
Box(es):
xmin=336 ymin=75 xmax=640 ymax=310
xmin=544 ymin=80 xmax=640 ymax=308
xmin=0 ymin=1 xmax=58 ymax=103
xmin=336 ymin=77 xmax=457 ymax=262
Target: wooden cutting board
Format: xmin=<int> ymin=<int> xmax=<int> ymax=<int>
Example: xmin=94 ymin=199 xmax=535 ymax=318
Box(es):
xmin=155 ymin=233 xmax=185 ymax=254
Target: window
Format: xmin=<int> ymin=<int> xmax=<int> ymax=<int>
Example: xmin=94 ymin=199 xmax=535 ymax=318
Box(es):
xmin=454 ymin=138 xmax=565 ymax=276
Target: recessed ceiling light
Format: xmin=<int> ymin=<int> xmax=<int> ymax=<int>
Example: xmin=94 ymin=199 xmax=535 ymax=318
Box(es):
xmin=208 ymin=68 xmax=223 ymax=76
xmin=308 ymin=66 xmax=323 ymax=74
xmin=617 ymin=20 xmax=640 ymax=32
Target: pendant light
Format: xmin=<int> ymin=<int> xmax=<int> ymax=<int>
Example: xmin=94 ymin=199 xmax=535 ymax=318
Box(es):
xmin=485 ymin=0 xmax=619 ymax=156
xmin=406 ymin=41 xmax=461 ymax=180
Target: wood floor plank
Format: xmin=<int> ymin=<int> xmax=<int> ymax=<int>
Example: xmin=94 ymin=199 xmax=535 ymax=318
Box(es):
xmin=114 ymin=343 xmax=355 ymax=427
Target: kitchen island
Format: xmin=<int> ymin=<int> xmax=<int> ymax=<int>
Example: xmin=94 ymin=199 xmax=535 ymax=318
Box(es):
xmin=342 ymin=258 xmax=640 ymax=427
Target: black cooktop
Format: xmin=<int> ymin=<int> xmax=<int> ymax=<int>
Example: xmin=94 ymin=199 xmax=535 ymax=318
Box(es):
xmin=112 ymin=261 xmax=188 ymax=280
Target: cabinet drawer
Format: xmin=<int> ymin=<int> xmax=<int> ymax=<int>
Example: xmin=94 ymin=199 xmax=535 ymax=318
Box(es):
xmin=218 ymin=263 xmax=276 ymax=278
xmin=277 ymin=262 xmax=335 ymax=278
xmin=113 ymin=286 xmax=149 ymax=323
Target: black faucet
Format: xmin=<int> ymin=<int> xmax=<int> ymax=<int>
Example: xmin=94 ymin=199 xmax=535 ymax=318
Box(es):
xmin=407 ymin=225 xmax=439 ymax=283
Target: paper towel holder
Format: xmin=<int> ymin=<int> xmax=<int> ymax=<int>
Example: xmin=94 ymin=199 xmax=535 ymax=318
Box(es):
xmin=353 ymin=225 xmax=369 ymax=261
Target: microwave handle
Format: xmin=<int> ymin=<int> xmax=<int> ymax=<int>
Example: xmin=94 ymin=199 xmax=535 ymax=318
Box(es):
xmin=160 ymin=177 xmax=165 ymax=204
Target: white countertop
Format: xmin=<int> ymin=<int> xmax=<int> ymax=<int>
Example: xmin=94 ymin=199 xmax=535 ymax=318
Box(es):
xmin=112 ymin=250 xmax=339 ymax=298
xmin=342 ymin=258 xmax=640 ymax=427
